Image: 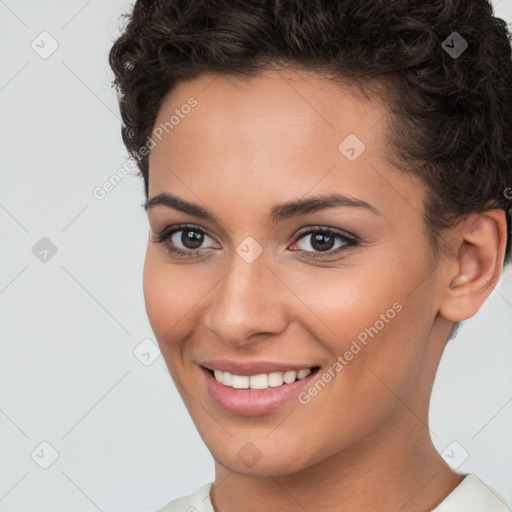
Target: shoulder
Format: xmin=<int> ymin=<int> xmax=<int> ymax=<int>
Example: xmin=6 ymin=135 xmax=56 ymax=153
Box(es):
xmin=156 ymin=482 xmax=214 ymax=512
xmin=432 ymin=473 xmax=511 ymax=512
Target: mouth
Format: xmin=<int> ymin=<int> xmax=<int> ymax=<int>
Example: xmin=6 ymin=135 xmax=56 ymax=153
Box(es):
xmin=200 ymin=364 xmax=322 ymax=416
xmin=203 ymin=366 xmax=321 ymax=390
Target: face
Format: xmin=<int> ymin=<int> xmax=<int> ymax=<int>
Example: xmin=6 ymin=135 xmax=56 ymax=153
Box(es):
xmin=143 ymin=69 xmax=448 ymax=476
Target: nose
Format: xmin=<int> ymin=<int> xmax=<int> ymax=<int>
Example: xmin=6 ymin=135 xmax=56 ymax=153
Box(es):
xmin=202 ymin=252 xmax=289 ymax=347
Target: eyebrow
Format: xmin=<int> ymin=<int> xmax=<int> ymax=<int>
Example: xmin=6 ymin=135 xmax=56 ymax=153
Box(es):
xmin=144 ymin=191 xmax=379 ymax=222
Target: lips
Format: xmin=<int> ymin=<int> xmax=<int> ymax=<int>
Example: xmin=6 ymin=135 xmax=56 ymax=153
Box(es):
xmin=199 ymin=360 xmax=322 ymax=415
xmin=200 ymin=358 xmax=320 ymax=375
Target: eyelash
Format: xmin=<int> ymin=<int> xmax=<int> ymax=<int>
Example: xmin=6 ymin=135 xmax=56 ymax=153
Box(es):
xmin=152 ymin=223 xmax=359 ymax=260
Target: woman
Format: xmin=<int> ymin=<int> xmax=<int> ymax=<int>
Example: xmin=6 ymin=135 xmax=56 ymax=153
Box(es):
xmin=109 ymin=0 xmax=512 ymax=510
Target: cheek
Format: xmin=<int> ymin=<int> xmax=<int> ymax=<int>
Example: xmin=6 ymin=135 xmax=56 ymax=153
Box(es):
xmin=274 ymin=274 xmax=426 ymax=457
xmin=281 ymin=249 xmax=434 ymax=399
xmin=142 ymin=246 xmax=198 ymax=353
xmin=279 ymin=259 xmax=405 ymax=351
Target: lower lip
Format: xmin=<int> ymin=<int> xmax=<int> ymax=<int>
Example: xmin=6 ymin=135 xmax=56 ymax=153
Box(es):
xmin=201 ymin=366 xmax=319 ymax=416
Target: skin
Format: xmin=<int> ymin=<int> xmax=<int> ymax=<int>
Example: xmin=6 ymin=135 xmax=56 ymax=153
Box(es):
xmin=143 ymin=68 xmax=508 ymax=512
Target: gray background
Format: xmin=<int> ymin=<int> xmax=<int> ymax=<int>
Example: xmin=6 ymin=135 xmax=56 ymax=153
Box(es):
xmin=1 ymin=1 xmax=511 ymax=511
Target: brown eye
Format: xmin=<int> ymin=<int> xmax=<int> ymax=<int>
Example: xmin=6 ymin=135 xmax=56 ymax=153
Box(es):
xmin=309 ymin=232 xmax=336 ymax=252
xmin=152 ymin=224 xmax=217 ymax=257
xmin=179 ymin=229 xmax=204 ymax=249
xmin=291 ymin=228 xmax=358 ymax=259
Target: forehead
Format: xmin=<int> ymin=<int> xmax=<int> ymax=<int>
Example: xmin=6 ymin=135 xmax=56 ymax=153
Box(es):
xmin=147 ymin=68 xmax=423 ymax=222
xmin=150 ymin=68 xmax=387 ymax=159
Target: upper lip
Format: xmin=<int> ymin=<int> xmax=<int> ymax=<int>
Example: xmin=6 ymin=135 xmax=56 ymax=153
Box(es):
xmin=200 ymin=359 xmax=319 ymax=376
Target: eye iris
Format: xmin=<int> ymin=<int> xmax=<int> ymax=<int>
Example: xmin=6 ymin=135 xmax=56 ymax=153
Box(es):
xmin=311 ymin=232 xmax=334 ymax=252
xmin=182 ymin=229 xmax=203 ymax=249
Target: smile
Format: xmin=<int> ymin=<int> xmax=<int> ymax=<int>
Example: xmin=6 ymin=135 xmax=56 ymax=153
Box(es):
xmin=200 ymin=364 xmax=321 ymax=415
xmin=212 ymin=368 xmax=314 ymax=390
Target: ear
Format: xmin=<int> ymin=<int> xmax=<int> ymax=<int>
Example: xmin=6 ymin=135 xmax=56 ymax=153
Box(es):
xmin=439 ymin=209 xmax=508 ymax=323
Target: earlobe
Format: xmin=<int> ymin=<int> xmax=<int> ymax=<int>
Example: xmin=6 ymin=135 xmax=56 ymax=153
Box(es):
xmin=439 ymin=209 xmax=507 ymax=323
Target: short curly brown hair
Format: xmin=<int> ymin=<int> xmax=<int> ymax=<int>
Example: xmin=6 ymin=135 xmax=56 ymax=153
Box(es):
xmin=109 ymin=0 xmax=512 ymax=264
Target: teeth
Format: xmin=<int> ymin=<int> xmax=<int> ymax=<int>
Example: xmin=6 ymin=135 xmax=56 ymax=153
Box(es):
xmin=222 ymin=371 xmax=232 ymax=386
xmin=268 ymin=372 xmax=284 ymax=387
xmin=231 ymin=375 xmax=249 ymax=389
xmin=297 ymin=368 xmax=311 ymax=380
xmin=283 ymin=370 xmax=297 ymax=384
xmin=211 ymin=368 xmax=313 ymax=389
xmin=249 ymin=373 xmax=268 ymax=389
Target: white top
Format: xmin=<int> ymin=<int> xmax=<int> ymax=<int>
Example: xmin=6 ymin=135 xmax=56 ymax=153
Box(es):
xmin=157 ymin=473 xmax=511 ymax=512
